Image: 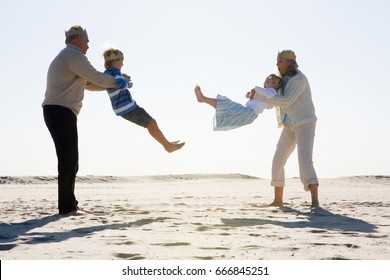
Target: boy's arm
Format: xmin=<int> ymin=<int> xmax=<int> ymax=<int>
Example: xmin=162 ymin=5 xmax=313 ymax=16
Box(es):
xmin=106 ymin=69 xmax=132 ymax=89
xmin=113 ymin=75 xmax=130 ymax=89
xmin=123 ymin=74 xmax=133 ymax=88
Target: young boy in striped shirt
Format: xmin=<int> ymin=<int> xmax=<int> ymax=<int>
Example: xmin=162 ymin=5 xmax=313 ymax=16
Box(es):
xmin=103 ymin=48 xmax=184 ymax=153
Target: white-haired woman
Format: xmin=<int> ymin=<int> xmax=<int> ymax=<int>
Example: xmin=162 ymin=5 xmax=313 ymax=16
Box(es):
xmin=250 ymin=50 xmax=319 ymax=208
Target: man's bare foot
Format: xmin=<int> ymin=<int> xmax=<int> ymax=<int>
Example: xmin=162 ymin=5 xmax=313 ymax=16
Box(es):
xmin=165 ymin=141 xmax=185 ymax=153
xmin=66 ymin=209 xmax=87 ymax=216
xmin=194 ymin=85 xmax=205 ymax=103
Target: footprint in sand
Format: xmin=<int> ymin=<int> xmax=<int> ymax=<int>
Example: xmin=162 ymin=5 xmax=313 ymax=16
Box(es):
xmin=152 ymin=242 xmax=191 ymax=247
xmin=114 ymin=253 xmax=144 ymax=260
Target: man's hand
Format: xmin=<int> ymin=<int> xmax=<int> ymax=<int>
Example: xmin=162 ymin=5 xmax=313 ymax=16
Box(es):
xmin=122 ymin=73 xmax=131 ymax=82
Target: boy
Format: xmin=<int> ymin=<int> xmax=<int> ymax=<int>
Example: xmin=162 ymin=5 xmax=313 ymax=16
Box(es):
xmin=103 ymin=48 xmax=184 ymax=153
xmin=194 ymin=74 xmax=282 ymax=131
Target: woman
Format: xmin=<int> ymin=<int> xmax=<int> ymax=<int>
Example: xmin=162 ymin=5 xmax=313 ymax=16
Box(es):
xmin=251 ymin=50 xmax=319 ymax=208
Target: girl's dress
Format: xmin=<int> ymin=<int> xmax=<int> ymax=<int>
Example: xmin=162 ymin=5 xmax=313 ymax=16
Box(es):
xmin=213 ymin=88 xmax=276 ymax=131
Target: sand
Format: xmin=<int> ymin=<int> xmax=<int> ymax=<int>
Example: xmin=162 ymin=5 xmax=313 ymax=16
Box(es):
xmin=0 ymin=174 xmax=389 ymax=260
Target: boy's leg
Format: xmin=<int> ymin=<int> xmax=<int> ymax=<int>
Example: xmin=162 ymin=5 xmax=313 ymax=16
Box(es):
xmin=194 ymin=85 xmax=217 ymax=108
xmin=122 ymin=107 xmax=184 ymax=153
xmin=147 ymin=119 xmax=185 ymax=153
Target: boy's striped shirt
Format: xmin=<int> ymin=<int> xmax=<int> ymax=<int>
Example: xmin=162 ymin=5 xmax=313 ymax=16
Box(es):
xmin=104 ymin=68 xmax=137 ymax=116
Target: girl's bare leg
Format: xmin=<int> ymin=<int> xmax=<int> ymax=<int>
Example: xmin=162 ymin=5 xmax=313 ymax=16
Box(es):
xmin=147 ymin=119 xmax=185 ymax=153
xmin=194 ymin=85 xmax=217 ymax=108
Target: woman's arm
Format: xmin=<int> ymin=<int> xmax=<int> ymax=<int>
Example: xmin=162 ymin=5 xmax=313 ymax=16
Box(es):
xmin=254 ymin=75 xmax=308 ymax=107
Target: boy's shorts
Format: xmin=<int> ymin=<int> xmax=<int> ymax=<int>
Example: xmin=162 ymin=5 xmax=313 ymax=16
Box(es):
xmin=121 ymin=106 xmax=153 ymax=128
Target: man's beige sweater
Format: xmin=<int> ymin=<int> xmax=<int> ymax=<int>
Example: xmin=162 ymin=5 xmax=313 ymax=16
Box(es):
xmin=42 ymin=44 xmax=116 ymax=116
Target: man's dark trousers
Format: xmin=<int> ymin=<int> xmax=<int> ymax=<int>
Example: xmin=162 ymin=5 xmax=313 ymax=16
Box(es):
xmin=44 ymin=105 xmax=79 ymax=214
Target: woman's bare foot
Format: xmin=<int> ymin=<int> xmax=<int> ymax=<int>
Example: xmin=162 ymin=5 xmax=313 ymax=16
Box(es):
xmin=164 ymin=141 xmax=185 ymax=153
xmin=309 ymin=184 xmax=320 ymax=208
xmin=194 ymin=85 xmax=205 ymax=103
xmin=268 ymin=200 xmax=284 ymax=207
xmin=268 ymin=187 xmax=284 ymax=207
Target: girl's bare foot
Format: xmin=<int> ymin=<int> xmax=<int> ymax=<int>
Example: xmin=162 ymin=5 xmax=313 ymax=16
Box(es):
xmin=194 ymin=85 xmax=205 ymax=103
xmin=165 ymin=141 xmax=185 ymax=153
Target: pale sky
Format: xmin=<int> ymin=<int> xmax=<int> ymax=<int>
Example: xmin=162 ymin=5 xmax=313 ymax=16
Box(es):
xmin=1 ymin=0 xmax=389 ymax=179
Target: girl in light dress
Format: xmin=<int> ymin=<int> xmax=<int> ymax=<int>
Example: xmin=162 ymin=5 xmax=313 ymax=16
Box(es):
xmin=194 ymin=74 xmax=282 ymax=131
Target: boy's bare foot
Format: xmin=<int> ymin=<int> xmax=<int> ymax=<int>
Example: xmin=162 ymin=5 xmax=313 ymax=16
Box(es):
xmin=165 ymin=141 xmax=185 ymax=153
xmin=194 ymin=85 xmax=205 ymax=103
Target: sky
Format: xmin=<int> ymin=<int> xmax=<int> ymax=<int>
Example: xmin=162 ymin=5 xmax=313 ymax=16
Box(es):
xmin=0 ymin=0 xmax=389 ymax=179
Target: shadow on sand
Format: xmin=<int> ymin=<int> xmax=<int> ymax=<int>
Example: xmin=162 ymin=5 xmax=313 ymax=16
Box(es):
xmin=220 ymin=207 xmax=378 ymax=233
xmin=0 ymin=215 xmax=170 ymax=251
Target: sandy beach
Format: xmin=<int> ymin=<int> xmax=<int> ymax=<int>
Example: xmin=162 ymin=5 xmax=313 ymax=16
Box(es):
xmin=0 ymin=174 xmax=389 ymax=260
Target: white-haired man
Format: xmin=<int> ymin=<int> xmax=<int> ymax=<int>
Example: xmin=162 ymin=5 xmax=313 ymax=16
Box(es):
xmin=42 ymin=25 xmax=117 ymax=215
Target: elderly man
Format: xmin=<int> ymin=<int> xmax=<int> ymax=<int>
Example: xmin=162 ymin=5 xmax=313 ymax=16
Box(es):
xmin=252 ymin=50 xmax=319 ymax=208
xmin=42 ymin=25 xmax=117 ymax=215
